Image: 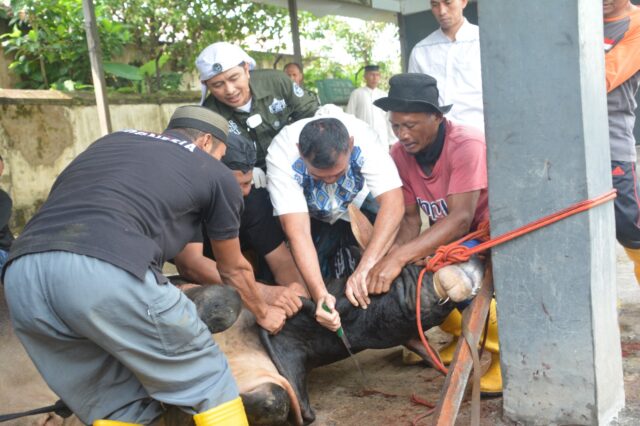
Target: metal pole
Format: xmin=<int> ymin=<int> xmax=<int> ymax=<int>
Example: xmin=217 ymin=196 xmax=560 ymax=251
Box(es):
xmin=287 ymin=0 xmax=302 ymax=66
xmin=396 ymin=13 xmax=408 ymax=72
xmin=82 ymin=0 xmax=112 ymax=136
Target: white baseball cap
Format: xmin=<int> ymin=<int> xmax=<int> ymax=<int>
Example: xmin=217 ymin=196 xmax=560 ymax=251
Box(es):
xmin=196 ymin=42 xmax=256 ymax=105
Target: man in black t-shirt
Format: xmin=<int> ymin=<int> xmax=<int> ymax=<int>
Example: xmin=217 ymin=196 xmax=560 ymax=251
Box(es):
xmin=173 ymin=133 xmax=308 ymax=317
xmin=3 ymin=106 xmax=283 ymax=426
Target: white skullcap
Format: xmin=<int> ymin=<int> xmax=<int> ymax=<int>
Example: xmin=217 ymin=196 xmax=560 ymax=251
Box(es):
xmin=196 ymin=42 xmax=256 ymax=105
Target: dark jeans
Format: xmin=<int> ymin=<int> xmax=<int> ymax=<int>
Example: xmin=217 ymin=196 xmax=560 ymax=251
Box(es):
xmin=612 ymin=161 xmax=640 ymax=249
xmin=311 ymin=194 xmax=378 ymax=279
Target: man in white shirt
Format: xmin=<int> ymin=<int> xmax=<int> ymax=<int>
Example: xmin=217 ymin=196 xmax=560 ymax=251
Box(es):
xmin=408 ymin=0 xmax=484 ymax=131
xmin=266 ymin=112 xmax=404 ymax=331
xmin=346 ymin=65 xmax=396 ymax=148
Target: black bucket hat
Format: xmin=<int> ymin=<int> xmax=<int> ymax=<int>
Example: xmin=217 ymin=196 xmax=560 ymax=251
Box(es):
xmin=221 ymin=133 xmax=256 ymax=173
xmin=374 ymin=73 xmax=452 ymax=114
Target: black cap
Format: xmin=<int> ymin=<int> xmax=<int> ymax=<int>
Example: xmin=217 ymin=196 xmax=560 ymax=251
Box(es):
xmin=364 ymin=64 xmax=380 ymax=72
xmin=221 ymin=133 xmax=256 ymax=173
xmin=374 ymin=73 xmax=452 ymax=114
xmin=166 ymin=105 xmax=228 ymax=143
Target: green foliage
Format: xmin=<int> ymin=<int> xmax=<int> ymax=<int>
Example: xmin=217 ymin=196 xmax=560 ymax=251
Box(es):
xmin=0 ymin=1 xmax=400 ymax=94
xmin=103 ymin=55 xmax=180 ymax=93
xmin=297 ymin=13 xmax=399 ymax=91
xmin=1 ymin=0 xmax=129 ymax=89
xmin=100 ymin=0 xmax=290 ymax=90
xmin=1 ymin=0 xmax=289 ymax=90
xmin=104 ymin=62 xmax=144 ymax=81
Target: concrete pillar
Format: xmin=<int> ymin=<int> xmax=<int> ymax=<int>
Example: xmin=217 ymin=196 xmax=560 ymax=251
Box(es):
xmin=478 ymin=1 xmax=625 ymax=424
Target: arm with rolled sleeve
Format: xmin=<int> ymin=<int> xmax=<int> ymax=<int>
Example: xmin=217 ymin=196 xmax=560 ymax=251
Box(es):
xmin=344 ymin=134 xmax=404 ymax=308
xmin=204 ymin=170 xmax=286 ymax=334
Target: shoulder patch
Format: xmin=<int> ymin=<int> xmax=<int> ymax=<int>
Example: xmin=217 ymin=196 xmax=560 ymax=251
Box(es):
xmin=293 ymin=82 xmax=304 ymax=98
xmin=269 ymin=98 xmax=287 ymax=114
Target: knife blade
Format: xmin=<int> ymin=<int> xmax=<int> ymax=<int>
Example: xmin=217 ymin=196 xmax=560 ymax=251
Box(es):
xmin=321 ymin=303 xmax=368 ymax=388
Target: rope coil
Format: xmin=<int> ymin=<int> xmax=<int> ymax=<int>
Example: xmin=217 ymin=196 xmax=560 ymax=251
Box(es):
xmin=412 ymin=189 xmax=617 ymax=424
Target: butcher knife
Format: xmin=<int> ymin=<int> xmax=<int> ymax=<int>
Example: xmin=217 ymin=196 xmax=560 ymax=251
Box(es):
xmin=321 ymin=303 xmax=368 ymax=388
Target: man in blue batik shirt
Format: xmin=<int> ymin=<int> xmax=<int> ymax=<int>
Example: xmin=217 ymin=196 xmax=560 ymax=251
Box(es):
xmin=266 ymin=110 xmax=404 ymax=332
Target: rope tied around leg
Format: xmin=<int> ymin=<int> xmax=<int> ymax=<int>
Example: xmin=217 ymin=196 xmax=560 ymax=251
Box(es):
xmin=412 ymin=189 xmax=617 ymax=425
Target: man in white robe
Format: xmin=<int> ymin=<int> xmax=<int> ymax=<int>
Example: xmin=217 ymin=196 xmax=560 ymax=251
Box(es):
xmin=346 ymin=65 xmax=396 ymax=148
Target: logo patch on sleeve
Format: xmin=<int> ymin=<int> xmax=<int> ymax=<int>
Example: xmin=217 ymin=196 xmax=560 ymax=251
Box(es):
xmin=269 ymin=98 xmax=287 ymax=114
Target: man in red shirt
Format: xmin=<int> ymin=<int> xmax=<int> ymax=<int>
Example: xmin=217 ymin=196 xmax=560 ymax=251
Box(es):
xmin=368 ymin=73 xmax=501 ymax=396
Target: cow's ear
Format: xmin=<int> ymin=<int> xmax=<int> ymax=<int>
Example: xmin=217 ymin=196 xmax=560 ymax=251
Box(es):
xmin=348 ymin=204 xmax=373 ymax=250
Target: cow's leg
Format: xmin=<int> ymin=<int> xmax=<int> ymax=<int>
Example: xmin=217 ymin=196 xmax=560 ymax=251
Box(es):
xmin=184 ymin=285 xmax=241 ymax=333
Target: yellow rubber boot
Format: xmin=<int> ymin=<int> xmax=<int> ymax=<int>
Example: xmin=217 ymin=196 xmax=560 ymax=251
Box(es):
xmin=438 ymin=309 xmax=463 ymax=365
xmin=624 ymin=247 xmax=640 ymax=284
xmin=194 ymin=397 xmax=248 ymax=426
xmin=94 ymin=421 xmax=141 ymax=426
xmin=480 ymin=299 xmax=502 ymax=397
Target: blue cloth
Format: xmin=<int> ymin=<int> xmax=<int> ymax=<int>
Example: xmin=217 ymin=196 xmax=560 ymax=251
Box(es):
xmin=292 ymin=146 xmax=366 ymax=222
xmin=461 ymin=239 xmax=480 ymax=249
xmin=311 ymin=193 xmax=379 ymax=279
xmin=0 ymin=249 xmax=8 ymax=270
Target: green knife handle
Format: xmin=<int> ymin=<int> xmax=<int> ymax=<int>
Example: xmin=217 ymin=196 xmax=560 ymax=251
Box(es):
xmin=321 ymin=302 xmax=345 ymax=337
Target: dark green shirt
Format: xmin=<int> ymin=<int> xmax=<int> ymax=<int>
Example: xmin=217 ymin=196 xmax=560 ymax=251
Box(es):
xmin=203 ymin=69 xmax=319 ymax=169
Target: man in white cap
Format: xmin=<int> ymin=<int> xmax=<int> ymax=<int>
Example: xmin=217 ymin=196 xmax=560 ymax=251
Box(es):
xmin=196 ymin=42 xmax=319 ymax=186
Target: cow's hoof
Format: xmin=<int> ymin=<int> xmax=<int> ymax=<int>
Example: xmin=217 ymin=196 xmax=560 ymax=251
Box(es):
xmin=241 ymin=382 xmax=290 ymax=425
xmin=184 ymin=285 xmax=242 ymax=333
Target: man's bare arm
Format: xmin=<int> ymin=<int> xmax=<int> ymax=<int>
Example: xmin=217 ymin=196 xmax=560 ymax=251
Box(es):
xmin=367 ymin=190 xmax=481 ymax=294
xmin=212 ymin=238 xmax=285 ymax=334
xmin=395 ymin=190 xmax=480 ymax=264
xmin=174 ymin=242 xmax=222 ymax=284
xmin=345 ymin=188 xmax=404 ymax=307
xmin=394 ymin=203 xmax=422 ymax=246
xmin=279 ymin=212 xmax=341 ymax=331
xmin=264 ymin=242 xmax=308 ymax=295
xmin=359 ymin=188 xmax=405 ymax=269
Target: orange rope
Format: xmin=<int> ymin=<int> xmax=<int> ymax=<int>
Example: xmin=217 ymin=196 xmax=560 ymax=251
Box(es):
xmin=415 ymin=188 xmax=617 ymax=376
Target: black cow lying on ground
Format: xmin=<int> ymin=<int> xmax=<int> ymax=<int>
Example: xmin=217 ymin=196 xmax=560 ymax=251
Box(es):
xmin=182 ymin=258 xmax=484 ymax=426
xmin=0 ymin=258 xmax=483 ymax=426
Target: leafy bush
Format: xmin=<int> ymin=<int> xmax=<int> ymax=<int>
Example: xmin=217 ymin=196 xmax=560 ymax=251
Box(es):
xmin=1 ymin=0 xmax=289 ymax=91
xmin=1 ymin=0 xmax=129 ymax=89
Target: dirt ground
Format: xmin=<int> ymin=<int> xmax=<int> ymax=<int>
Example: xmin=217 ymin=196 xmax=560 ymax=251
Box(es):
xmin=303 ymin=245 xmax=640 ymax=426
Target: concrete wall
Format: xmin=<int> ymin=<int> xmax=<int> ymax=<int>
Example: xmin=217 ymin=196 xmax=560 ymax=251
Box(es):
xmin=0 ymin=89 xmax=199 ymax=232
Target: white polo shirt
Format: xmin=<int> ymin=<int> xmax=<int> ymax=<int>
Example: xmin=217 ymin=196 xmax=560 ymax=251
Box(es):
xmin=266 ymin=112 xmax=401 ymax=224
xmin=408 ymin=18 xmax=484 ymax=132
